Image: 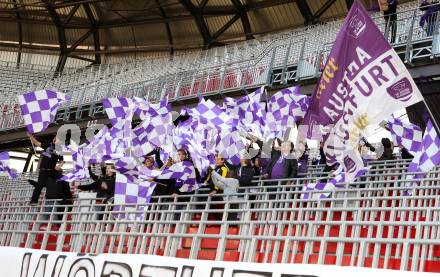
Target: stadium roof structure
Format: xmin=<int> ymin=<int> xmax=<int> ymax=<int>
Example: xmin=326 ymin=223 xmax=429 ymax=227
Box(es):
xmin=0 ymin=0 xmax=415 ymax=73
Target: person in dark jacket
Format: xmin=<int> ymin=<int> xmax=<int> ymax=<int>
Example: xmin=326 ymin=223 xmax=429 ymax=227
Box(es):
xmin=27 ymin=133 xmax=64 ymax=205
xmin=202 ymin=153 xmax=229 ymax=220
xmin=378 ymin=138 xmax=394 ymax=161
xmin=144 ymin=147 xmax=164 ymax=170
xmin=205 ymin=154 xmax=229 ymax=196
xmin=76 ymin=164 xmax=115 ymax=220
xmin=237 ymin=158 xmax=255 ymax=187
xmin=77 ymin=164 xmax=115 ymax=200
xmin=40 ymin=168 xmax=73 ymax=229
xmin=282 ymin=142 xmax=298 ymax=182
xmin=420 ymin=0 xmax=439 ymax=36
xmin=383 ymin=0 xmax=398 ymax=43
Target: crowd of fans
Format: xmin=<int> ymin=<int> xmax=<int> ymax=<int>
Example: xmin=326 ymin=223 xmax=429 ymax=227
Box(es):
xmin=24 ymin=130 xmax=415 ymax=223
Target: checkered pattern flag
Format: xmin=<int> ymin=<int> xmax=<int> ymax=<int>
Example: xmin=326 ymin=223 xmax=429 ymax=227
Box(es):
xmin=266 ymin=86 xmax=310 ymax=132
xmin=102 ymin=97 xmax=135 ymax=126
xmin=156 ymin=161 xmax=202 ymax=192
xmin=194 ymin=98 xmax=234 ymax=130
xmin=114 ymin=172 xmax=157 ymax=220
xmin=60 ymin=143 xmax=89 ymax=182
xmin=407 ymin=119 xmax=440 ymax=174
xmin=223 ymin=87 xmax=266 ymax=136
xmin=215 ymin=130 xmax=246 ymax=165
xmin=132 ymin=113 xmax=173 ymax=157
xmin=387 ymin=116 xmax=423 ymax=155
xmin=302 ymin=167 xmax=368 ymax=199
xmin=18 ymin=90 xmax=70 ymax=133
xmin=82 ymin=126 xmax=111 ymax=164
xmin=133 ymin=96 xmax=171 ymax=120
xmin=0 ymin=152 xmax=17 ymax=179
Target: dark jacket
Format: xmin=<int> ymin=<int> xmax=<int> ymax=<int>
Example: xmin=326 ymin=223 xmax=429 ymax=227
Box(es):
xmin=237 ymin=165 xmax=255 ymax=187
xmin=78 ymin=167 xmax=115 ymax=200
xmin=401 ymin=147 xmax=414 ymax=159
xmin=282 ymin=156 xmax=298 ymax=179
xmin=40 ymin=142 xmax=63 ymax=171
xmin=384 ymin=0 xmax=397 ymax=15
xmin=45 ymin=170 xmax=72 ymax=201
xmin=379 ymin=147 xmax=394 ymax=161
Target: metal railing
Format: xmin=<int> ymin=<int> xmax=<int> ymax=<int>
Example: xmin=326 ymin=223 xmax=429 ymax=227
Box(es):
xmin=0 ymin=159 xmax=439 ymax=271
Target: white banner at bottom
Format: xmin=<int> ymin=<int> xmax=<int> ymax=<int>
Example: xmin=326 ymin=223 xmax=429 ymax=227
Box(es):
xmin=0 ymin=247 xmax=436 ymax=277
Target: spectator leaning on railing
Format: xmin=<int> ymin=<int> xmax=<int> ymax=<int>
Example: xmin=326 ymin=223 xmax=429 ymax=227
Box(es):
xmin=420 ymin=0 xmax=439 ymax=36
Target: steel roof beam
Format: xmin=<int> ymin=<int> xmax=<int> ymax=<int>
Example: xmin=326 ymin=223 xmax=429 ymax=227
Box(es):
xmin=230 ymin=0 xmax=254 ymax=40
xmin=211 ymin=13 xmax=240 ymax=40
xmin=313 ymin=0 xmax=337 ymax=19
xmin=345 ymin=0 xmax=354 ymax=10
xmin=11 ymin=0 xmax=23 ymax=66
xmin=156 ymin=0 xmax=174 ymax=55
xmin=296 ymin=0 xmax=314 ymax=25
xmin=83 ymin=2 xmax=101 ymax=64
xmin=63 ymin=4 xmax=80 ymax=26
xmin=41 ymin=0 xmax=68 ymax=74
xmin=180 ymin=0 xmax=212 ymax=48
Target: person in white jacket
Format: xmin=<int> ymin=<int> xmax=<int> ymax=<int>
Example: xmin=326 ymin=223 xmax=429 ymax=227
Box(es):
xmin=210 ymin=168 xmax=239 ymax=201
xmin=208 ymin=167 xmax=241 ymax=221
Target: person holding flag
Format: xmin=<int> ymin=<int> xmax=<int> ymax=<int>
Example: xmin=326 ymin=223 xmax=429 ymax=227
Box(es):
xmin=27 ymin=133 xmax=64 ymax=205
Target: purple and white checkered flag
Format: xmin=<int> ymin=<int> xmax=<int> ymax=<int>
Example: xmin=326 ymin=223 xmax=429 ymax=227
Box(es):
xmin=215 ymin=130 xmax=246 ymax=165
xmin=194 ymin=98 xmax=234 ymax=130
xmin=132 ymin=113 xmax=173 ymax=157
xmin=266 ymin=86 xmax=309 ymax=132
xmin=0 ymin=152 xmax=17 ymax=179
xmin=133 ymin=96 xmax=171 ymax=120
xmin=18 ymin=90 xmax=69 ymax=133
xmin=407 ymin=119 xmax=440 ymax=174
xmin=114 ymin=172 xmax=157 ymax=220
xmin=302 ymin=166 xmax=368 ymax=199
xmin=102 ymin=97 xmax=135 ymax=126
xmin=60 ymin=143 xmax=89 ymax=182
xmin=387 ymin=116 xmax=423 ymax=155
xmin=223 ymin=87 xmax=266 ymax=136
xmin=156 ymin=161 xmax=201 ymax=192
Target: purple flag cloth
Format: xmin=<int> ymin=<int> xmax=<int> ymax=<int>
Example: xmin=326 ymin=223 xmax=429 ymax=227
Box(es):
xmin=387 ymin=116 xmax=423 ymax=155
xmin=59 ymin=143 xmax=88 ymax=182
xmin=302 ymin=1 xmax=423 ymax=140
xmin=215 ymin=130 xmax=246 ymax=165
xmin=266 ymin=86 xmax=310 ymax=132
xmin=302 ymin=166 xmax=368 ymax=199
xmin=102 ymin=97 xmax=135 ymax=126
xmin=0 ymin=152 xmax=17 ymax=179
xmin=194 ymin=98 xmax=234 ymax=130
xmin=222 ymin=86 xmax=266 ymax=136
xmin=18 ymin=90 xmax=70 ymax=133
xmin=113 ymin=156 xmax=163 ymax=220
xmin=133 ymin=96 xmax=171 ymax=120
xmin=300 ymin=1 xmax=423 ymax=177
xmin=156 ymin=161 xmax=201 ymax=192
xmin=132 ymin=113 xmax=173 ymax=158
xmin=407 ymin=119 xmax=440 ymax=174
xmin=114 ymin=172 xmax=157 ymax=220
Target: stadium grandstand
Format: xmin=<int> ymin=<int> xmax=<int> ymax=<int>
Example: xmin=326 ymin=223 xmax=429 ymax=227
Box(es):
xmin=0 ymin=0 xmax=439 ymax=276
